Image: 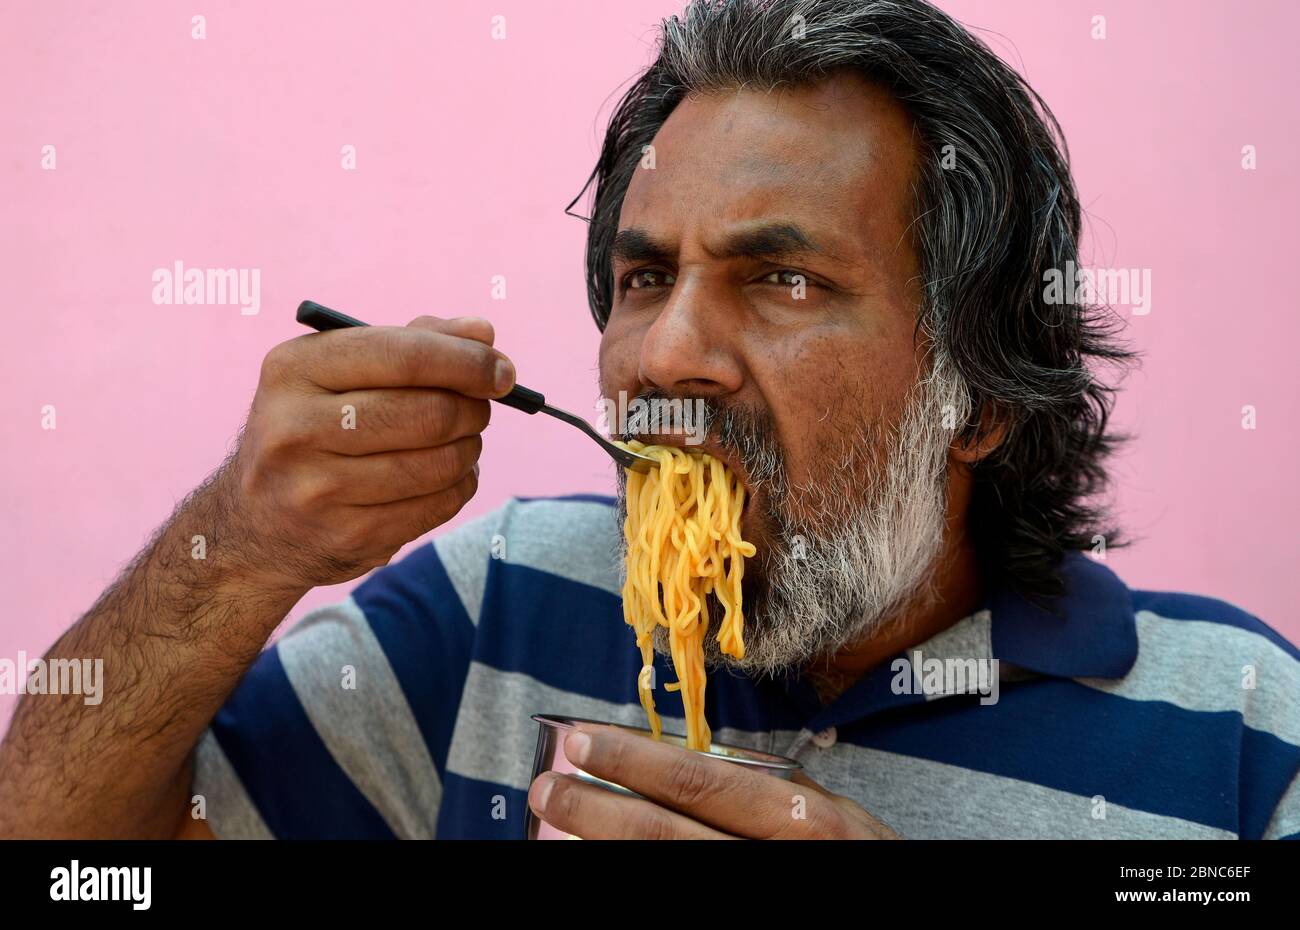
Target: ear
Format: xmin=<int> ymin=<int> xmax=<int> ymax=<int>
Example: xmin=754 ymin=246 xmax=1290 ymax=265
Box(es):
xmin=950 ymin=408 xmax=1008 ymax=466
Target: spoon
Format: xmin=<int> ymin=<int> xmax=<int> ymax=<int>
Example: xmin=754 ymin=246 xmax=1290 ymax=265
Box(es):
xmin=296 ymin=300 xmax=658 ymax=474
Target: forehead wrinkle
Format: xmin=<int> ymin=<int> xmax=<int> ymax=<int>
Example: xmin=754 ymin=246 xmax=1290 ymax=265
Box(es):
xmin=620 ymin=134 xmax=915 ymax=286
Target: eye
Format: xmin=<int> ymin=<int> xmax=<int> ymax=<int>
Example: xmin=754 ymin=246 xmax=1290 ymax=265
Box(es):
xmin=623 ymin=269 xmax=676 ymax=290
xmin=761 ymin=269 xmax=810 ymax=288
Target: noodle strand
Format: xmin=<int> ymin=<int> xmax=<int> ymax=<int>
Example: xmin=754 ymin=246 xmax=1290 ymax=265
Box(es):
xmin=616 ymin=441 xmax=756 ymax=751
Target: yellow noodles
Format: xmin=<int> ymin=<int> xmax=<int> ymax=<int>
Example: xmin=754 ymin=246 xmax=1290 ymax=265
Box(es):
xmin=616 ymin=440 xmax=756 ymax=752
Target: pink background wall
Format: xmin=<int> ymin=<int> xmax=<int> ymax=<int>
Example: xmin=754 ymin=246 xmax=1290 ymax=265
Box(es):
xmin=2 ymin=0 xmax=1297 ymax=732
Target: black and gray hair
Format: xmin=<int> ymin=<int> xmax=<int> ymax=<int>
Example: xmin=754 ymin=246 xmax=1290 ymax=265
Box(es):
xmin=572 ymin=0 xmax=1136 ymax=605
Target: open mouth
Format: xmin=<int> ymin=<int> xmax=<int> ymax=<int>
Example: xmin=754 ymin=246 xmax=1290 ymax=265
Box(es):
xmin=628 ymin=433 xmax=756 ymax=519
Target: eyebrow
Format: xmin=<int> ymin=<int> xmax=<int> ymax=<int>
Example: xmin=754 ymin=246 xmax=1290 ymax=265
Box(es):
xmin=611 ymin=228 xmax=672 ymax=264
xmin=611 ymin=222 xmax=826 ymax=265
xmin=717 ymin=223 xmax=822 ymax=260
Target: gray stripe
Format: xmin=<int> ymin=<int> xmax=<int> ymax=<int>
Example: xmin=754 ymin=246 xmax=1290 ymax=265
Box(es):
xmin=446 ymin=662 xmax=680 ymax=792
xmin=498 ymin=499 xmax=622 ymax=597
xmin=277 ymin=597 xmax=442 ymax=839
xmin=909 ymin=610 xmax=995 ymax=701
xmin=1264 ymin=770 xmax=1300 ymax=839
xmin=914 ymin=609 xmax=993 ymax=664
xmin=1078 ymin=611 xmax=1300 ymax=747
xmin=192 ymin=730 xmax=274 ymax=839
xmin=803 ymin=746 xmax=1236 ymax=840
xmin=446 ymin=663 xmax=1236 ymax=839
xmin=433 ymin=508 xmax=507 ymax=626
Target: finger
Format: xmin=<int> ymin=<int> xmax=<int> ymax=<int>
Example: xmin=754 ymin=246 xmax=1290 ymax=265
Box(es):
xmin=281 ymin=325 xmax=515 ymax=397
xmin=565 ymin=725 xmax=809 ymax=838
xmin=324 ymin=435 xmax=482 ymax=505
xmin=313 ymin=389 xmax=491 ymax=455
xmin=527 ymin=772 xmax=734 ymax=840
xmin=405 ymin=314 xmax=495 ymax=347
xmin=359 ymin=467 xmax=479 ymax=544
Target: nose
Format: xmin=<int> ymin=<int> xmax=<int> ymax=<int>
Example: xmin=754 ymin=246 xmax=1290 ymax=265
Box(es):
xmin=637 ymin=275 xmax=744 ymax=397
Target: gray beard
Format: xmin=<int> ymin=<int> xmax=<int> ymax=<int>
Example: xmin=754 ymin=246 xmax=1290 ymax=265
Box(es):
xmin=617 ymin=353 xmax=969 ymax=679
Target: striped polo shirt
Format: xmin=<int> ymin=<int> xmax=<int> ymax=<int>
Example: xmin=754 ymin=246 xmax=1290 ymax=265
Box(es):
xmin=194 ymin=495 xmax=1300 ymax=839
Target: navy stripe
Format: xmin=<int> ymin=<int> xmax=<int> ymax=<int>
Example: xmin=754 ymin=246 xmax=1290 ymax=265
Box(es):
xmin=839 ymin=679 xmax=1255 ymax=832
xmin=707 ymin=665 xmax=809 ymax=734
xmin=1131 ymin=590 xmax=1300 ymax=661
xmin=477 ymin=562 xmax=635 ymax=704
xmin=352 ymin=542 xmax=475 ymax=777
xmin=211 ymin=646 xmax=395 ymax=839
xmin=1239 ymin=726 xmax=1300 ymax=839
xmin=803 ymin=659 xmax=931 ymax=733
xmin=434 ymin=772 xmax=528 ymax=839
xmin=515 ymin=493 xmax=615 ymax=507
xmin=476 ymin=562 xmax=808 ymax=733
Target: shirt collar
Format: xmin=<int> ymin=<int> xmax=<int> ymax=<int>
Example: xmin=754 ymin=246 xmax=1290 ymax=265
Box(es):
xmin=987 ymin=550 xmax=1138 ymax=680
xmin=785 ymin=551 xmax=1138 ymax=731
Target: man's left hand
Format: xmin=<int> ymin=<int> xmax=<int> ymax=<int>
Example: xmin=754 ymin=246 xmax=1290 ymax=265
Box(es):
xmin=527 ymin=724 xmax=900 ymax=839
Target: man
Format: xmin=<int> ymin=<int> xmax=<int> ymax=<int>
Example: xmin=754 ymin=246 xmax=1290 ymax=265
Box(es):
xmin=2 ymin=0 xmax=1296 ymax=840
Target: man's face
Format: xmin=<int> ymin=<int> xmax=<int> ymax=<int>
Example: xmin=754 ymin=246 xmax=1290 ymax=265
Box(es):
xmin=599 ymin=73 xmax=960 ymax=671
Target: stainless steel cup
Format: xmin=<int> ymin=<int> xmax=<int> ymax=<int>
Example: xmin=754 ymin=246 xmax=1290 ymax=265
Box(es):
xmin=525 ymin=712 xmax=802 ymax=839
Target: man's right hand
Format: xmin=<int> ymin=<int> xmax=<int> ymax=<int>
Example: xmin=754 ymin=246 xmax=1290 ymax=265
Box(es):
xmin=0 ymin=311 xmax=515 ymax=839
xmin=218 ymin=314 xmax=514 ymax=592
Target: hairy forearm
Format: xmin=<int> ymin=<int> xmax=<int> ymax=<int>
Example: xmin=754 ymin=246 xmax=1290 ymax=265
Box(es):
xmin=0 ymin=468 xmax=307 ymax=838
xmin=1 ymin=318 xmax=501 ymax=837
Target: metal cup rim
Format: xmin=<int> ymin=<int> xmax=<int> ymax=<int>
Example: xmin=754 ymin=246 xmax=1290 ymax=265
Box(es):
xmin=531 ymin=713 xmax=802 ymax=772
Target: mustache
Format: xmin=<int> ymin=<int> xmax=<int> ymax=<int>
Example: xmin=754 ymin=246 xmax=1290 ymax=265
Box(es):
xmin=616 ymin=389 xmax=787 ymax=494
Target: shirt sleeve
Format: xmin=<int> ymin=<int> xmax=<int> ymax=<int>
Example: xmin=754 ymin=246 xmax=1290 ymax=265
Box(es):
xmin=191 ymin=506 xmax=505 ymax=839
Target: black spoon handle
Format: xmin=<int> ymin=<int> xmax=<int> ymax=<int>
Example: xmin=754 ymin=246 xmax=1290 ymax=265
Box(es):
xmin=295 ymin=300 xmax=545 ymax=414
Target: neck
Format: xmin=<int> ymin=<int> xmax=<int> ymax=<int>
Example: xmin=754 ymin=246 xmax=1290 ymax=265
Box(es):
xmin=805 ymin=519 xmax=984 ymax=704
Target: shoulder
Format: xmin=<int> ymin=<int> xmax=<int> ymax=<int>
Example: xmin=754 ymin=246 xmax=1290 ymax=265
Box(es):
xmin=356 ymin=494 xmax=622 ymax=625
xmin=1084 ymin=578 xmax=1300 ymax=837
xmin=437 ymin=493 xmax=620 ymax=581
xmin=486 ymin=494 xmax=622 ymax=594
xmin=1119 ymin=584 xmax=1300 ymax=759
xmin=1129 ymin=587 xmax=1300 ymax=664
xmin=431 ymin=494 xmax=619 ymax=557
